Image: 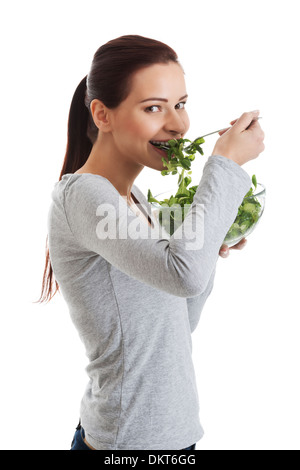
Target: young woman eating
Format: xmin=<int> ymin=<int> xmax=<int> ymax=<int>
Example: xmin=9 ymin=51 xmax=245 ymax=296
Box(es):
xmin=39 ymin=35 xmax=265 ymax=450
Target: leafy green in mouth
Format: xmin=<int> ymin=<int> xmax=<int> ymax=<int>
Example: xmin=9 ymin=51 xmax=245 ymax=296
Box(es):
xmin=152 ymin=138 xmax=205 ymax=175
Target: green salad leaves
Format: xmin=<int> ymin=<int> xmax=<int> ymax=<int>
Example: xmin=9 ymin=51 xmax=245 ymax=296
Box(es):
xmin=224 ymin=174 xmax=261 ymax=243
xmin=147 ymin=137 xmax=262 ymax=241
xmin=159 ymin=137 xmax=205 ymax=176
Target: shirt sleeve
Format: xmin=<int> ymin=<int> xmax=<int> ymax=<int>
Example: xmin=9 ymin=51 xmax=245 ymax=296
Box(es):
xmin=186 ymin=263 xmax=216 ymax=333
xmin=63 ymin=155 xmax=251 ymax=298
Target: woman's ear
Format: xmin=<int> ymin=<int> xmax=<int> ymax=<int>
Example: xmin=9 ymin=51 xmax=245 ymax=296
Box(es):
xmin=90 ymin=99 xmax=112 ymax=132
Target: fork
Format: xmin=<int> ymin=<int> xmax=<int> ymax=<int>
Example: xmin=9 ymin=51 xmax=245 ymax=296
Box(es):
xmin=198 ymin=116 xmax=262 ymax=139
xmin=158 ymin=117 xmax=262 ymax=150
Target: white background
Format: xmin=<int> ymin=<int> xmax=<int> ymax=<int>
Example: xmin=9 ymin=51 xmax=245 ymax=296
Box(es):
xmin=0 ymin=0 xmax=299 ymax=450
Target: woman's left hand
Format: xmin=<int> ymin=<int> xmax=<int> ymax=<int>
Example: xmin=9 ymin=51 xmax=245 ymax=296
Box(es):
xmin=219 ymin=238 xmax=247 ymax=258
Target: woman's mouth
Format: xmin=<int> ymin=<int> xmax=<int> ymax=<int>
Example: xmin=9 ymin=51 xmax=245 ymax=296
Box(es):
xmin=149 ymin=140 xmax=170 ymax=149
xmin=149 ymin=140 xmax=170 ymax=158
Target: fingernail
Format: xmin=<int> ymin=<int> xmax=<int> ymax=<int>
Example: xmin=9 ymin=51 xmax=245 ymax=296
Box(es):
xmin=252 ymin=110 xmax=260 ymax=113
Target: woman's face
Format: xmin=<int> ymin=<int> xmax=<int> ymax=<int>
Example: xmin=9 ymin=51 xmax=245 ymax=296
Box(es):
xmin=108 ymin=62 xmax=190 ymax=171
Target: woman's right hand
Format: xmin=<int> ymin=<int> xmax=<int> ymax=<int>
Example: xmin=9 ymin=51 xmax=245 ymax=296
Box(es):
xmin=212 ymin=110 xmax=265 ymax=166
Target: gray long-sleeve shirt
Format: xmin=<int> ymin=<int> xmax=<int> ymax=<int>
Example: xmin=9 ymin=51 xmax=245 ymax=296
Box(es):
xmin=47 ymin=155 xmax=251 ymax=450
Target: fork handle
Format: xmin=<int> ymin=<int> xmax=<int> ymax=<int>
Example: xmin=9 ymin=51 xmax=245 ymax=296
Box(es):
xmin=197 ymin=117 xmax=262 ymax=139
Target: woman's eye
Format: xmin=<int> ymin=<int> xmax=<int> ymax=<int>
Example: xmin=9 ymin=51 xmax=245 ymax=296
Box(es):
xmin=145 ymin=105 xmax=161 ymax=113
xmin=175 ymin=101 xmax=186 ymax=110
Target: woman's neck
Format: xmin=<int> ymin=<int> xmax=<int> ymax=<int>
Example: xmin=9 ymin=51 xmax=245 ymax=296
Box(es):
xmin=76 ymin=134 xmax=143 ymax=202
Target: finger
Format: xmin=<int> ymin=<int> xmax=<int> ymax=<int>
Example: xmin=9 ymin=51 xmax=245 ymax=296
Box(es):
xmin=233 ymin=110 xmax=260 ymax=132
xmin=219 ymin=118 xmax=239 ymax=135
xmin=219 ymin=250 xmax=230 ymax=258
xmin=219 ymin=244 xmax=230 ymax=258
xmin=218 ymin=127 xmax=230 ymax=136
xmin=229 ymin=238 xmax=247 ymax=250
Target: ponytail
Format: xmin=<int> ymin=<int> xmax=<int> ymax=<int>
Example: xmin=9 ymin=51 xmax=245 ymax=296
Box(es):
xmin=36 ymin=76 xmax=95 ymax=304
xmin=59 ymin=75 xmax=94 ymax=179
xmin=35 ymin=235 xmax=59 ymax=304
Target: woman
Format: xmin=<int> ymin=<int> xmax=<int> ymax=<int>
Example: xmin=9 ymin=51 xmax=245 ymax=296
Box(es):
xmin=39 ymin=35 xmax=264 ymax=450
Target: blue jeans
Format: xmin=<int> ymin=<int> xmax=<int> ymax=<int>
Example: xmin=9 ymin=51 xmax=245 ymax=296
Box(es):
xmin=71 ymin=423 xmax=196 ymax=451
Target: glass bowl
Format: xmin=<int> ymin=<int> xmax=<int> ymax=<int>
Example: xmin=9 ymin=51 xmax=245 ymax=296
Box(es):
xmin=223 ymin=182 xmax=266 ymax=247
xmin=150 ymin=183 xmax=266 ymax=247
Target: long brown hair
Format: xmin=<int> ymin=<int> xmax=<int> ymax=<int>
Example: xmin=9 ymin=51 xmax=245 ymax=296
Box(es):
xmin=36 ymin=35 xmax=179 ymax=304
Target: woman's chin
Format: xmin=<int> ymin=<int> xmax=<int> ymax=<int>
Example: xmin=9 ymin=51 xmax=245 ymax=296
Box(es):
xmin=146 ymin=162 xmax=168 ymax=172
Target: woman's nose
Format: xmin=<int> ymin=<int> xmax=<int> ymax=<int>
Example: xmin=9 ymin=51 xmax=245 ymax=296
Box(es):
xmin=164 ymin=110 xmax=188 ymax=137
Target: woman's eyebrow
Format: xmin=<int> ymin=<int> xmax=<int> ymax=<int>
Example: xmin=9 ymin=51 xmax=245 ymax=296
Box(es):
xmin=139 ymin=94 xmax=188 ymax=103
